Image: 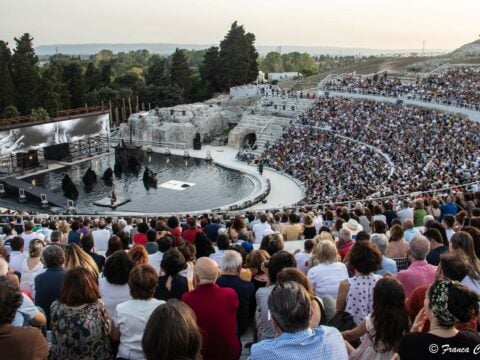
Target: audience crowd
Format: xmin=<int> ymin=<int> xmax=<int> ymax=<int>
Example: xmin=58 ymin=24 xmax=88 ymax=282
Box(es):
xmin=323 ymin=65 xmax=480 ymax=109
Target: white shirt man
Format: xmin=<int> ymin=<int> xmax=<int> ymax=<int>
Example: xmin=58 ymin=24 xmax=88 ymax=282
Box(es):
xmin=252 ymin=214 xmax=272 ymax=244
xmin=92 ymin=227 xmax=110 ymax=252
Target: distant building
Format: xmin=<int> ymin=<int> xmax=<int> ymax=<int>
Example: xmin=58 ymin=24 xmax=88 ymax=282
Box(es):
xmin=268 ymin=72 xmax=302 ymax=82
xmin=257 ymin=71 xmax=266 ymax=83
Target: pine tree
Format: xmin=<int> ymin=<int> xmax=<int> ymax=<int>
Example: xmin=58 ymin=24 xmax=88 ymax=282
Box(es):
xmin=38 ymin=64 xmax=67 ymax=116
xmin=199 ymin=46 xmax=219 ymax=97
xmin=0 ymin=41 xmax=15 ymax=113
xmin=100 ymin=63 xmax=112 ymax=87
xmin=84 ymin=62 xmax=100 ymax=92
xmin=216 ymin=22 xmax=259 ymax=91
xmin=146 ymin=55 xmax=168 ymax=86
xmin=170 ymin=48 xmax=191 ymax=101
xmin=12 ymin=33 xmax=40 ymax=115
xmin=62 ymin=62 xmax=86 ymax=108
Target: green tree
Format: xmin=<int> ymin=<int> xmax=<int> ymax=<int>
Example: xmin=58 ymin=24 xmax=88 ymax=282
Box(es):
xmin=170 ymin=48 xmax=192 ymax=101
xmin=1 ymin=105 xmax=19 ymax=118
xmin=199 ymin=46 xmax=219 ymax=97
xmin=113 ymin=72 xmax=144 ymax=92
xmin=0 ymin=41 xmax=15 ymax=113
xmin=38 ymin=64 xmax=67 ymax=116
xmin=146 ymin=55 xmax=168 ymax=86
xmin=12 ymin=33 xmax=40 ymax=114
xmin=94 ymin=49 xmax=114 ymax=63
xmin=62 ymin=62 xmax=86 ymax=108
xmin=216 ymin=21 xmax=259 ymax=91
xmin=84 ymin=62 xmax=100 ymax=92
xmin=140 ymin=84 xmax=183 ymax=108
xmin=100 ymin=63 xmax=112 ymax=87
xmin=30 ymin=107 xmax=50 ymax=121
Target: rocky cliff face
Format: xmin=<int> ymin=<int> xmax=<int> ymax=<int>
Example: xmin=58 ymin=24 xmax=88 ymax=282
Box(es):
xmin=120 ymin=95 xmax=258 ymax=147
xmin=450 ymin=40 xmax=480 ymax=58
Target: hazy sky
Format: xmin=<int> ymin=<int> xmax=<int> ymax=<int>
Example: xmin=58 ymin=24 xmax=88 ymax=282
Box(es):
xmin=1 ymin=0 xmax=479 ymax=50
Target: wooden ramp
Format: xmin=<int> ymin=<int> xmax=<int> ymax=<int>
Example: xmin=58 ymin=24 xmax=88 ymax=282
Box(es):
xmin=1 ymin=177 xmax=68 ymax=209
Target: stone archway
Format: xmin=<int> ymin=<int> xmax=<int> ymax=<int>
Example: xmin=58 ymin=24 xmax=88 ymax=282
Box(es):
xmin=242 ymin=133 xmax=257 ymax=148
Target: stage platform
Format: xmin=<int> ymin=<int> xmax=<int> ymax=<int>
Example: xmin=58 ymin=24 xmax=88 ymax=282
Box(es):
xmin=93 ymin=197 xmax=131 ymax=209
xmin=0 ymin=177 xmax=68 ymax=209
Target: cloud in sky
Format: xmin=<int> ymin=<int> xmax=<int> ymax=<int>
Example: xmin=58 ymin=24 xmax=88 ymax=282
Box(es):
xmin=1 ymin=0 xmax=479 ymax=50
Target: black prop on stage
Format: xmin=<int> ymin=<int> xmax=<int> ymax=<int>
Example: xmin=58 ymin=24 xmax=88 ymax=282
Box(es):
xmin=44 ymin=143 xmax=71 ymax=161
xmin=193 ymin=132 xmax=201 ymax=150
xmin=16 ymin=150 xmax=40 ymax=168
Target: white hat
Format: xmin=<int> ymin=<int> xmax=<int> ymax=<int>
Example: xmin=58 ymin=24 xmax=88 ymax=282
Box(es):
xmin=343 ymin=219 xmax=363 ymax=233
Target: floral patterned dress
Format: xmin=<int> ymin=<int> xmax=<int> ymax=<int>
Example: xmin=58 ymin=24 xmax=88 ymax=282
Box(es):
xmin=49 ymin=300 xmax=112 ymax=360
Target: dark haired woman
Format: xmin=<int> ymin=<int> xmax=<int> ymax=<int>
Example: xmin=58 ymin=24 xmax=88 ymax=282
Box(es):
xmin=167 ymin=216 xmax=182 ymax=246
xmin=50 ymin=267 xmax=112 ymax=359
xmin=133 ymin=222 xmax=149 ymax=246
xmin=343 ymin=278 xmax=409 ymax=359
xmin=142 ymin=299 xmax=202 ymax=360
xmin=398 ymin=279 xmax=480 ymax=359
xmin=67 ymin=220 xmax=83 ymax=245
xmin=154 ymin=249 xmax=189 ymax=300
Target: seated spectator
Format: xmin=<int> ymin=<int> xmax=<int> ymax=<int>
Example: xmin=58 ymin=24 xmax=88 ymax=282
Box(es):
xmin=34 ymin=244 xmax=65 ymax=329
xmin=413 ymin=200 xmax=427 ymax=227
xmin=216 ymin=250 xmax=255 ymax=335
xmin=50 ymin=267 xmax=112 ymax=359
xmin=443 ymin=214 xmax=456 ymax=241
xmin=371 ymin=233 xmax=398 ymax=275
xmin=105 ymin=235 xmax=123 ymax=257
xmin=195 ymin=232 xmax=215 ymax=259
xmin=295 ymin=239 xmax=314 ymax=274
xmin=8 ymin=236 xmax=26 ymax=273
xmin=99 ymin=251 xmax=134 ymax=318
xmin=246 ymin=249 xmax=270 ymax=292
xmin=204 ymin=215 xmax=225 ymax=243
xmin=129 ymin=244 xmax=149 ymax=266
xmin=154 ymin=248 xmax=189 ymax=300
xmin=67 ymin=220 xmax=83 ymax=245
xmin=0 ymin=276 xmax=48 ymax=360
xmin=282 ymin=213 xmax=303 ymax=241
xmin=302 ymin=214 xmax=317 ymax=240
xmin=65 ymin=243 xmax=99 ymax=280
xmin=80 ymin=233 xmax=106 ymax=273
xmin=148 ymin=234 xmax=173 ymax=275
xmin=21 ymin=221 xmax=44 ymax=248
xmin=182 ymin=217 xmax=203 ymax=244
xmin=307 ymin=240 xmax=348 ymax=298
xmin=463 ymin=226 xmax=480 ymax=260
xmin=386 ymin=224 xmax=410 ymax=271
xmin=142 ymin=299 xmax=202 ymax=360
xmin=111 ymin=264 xmax=164 ymax=360
xmin=451 ymin=231 xmax=480 ymax=293
xmin=337 ymin=242 xmax=382 ymax=325
xmin=398 ymin=279 xmax=480 ymax=359
xmin=259 ymin=233 xmax=285 ymax=256
xmin=144 ymin=229 xmax=158 ymax=254
xmin=408 ymin=251 xmax=478 ymax=332
xmin=178 ymin=243 xmax=196 ymax=288
xmin=19 ymin=239 xmax=44 ymax=295
xmin=49 ymin=230 xmax=66 ymax=249
xmin=133 ymin=222 xmax=149 ymax=246
xmin=402 ymin=219 xmax=420 ymax=243
xmin=250 ymin=281 xmax=348 ymax=360
xmin=337 ymin=228 xmax=354 ymax=261
xmin=209 ymin=233 xmax=230 ymax=267
xmin=181 ymin=257 xmax=240 ymax=360
xmin=342 ymin=278 xmax=409 ymax=359
xmin=256 ymin=250 xmax=297 ymax=340
xmin=92 ymin=219 xmax=110 ymax=252
xmin=425 ymin=228 xmax=448 ymax=266
xmin=167 ymin=216 xmax=182 ymax=246
xmin=396 ymin=235 xmax=437 ymax=298
xmin=229 ymin=216 xmax=249 ymax=243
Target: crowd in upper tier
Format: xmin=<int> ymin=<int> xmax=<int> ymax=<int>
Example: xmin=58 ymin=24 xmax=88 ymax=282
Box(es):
xmin=262 ymin=96 xmax=480 ymax=205
xmin=323 ymin=65 xmax=480 ymax=109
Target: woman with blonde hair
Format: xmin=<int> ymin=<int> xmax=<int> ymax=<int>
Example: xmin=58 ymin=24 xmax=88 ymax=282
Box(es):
xmin=307 ymin=240 xmax=348 ymax=298
xmin=65 ymin=243 xmax=99 ymax=280
xmin=20 ymin=239 xmax=44 ymax=295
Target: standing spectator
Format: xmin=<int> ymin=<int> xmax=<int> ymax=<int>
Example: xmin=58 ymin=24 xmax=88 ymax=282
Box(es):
xmin=250 ymin=281 xmax=348 ymax=360
xmin=0 ymin=276 xmax=48 ymax=360
xmin=111 ymin=265 xmax=164 ymax=360
xmin=34 ymin=244 xmax=66 ymax=329
xmin=50 ymin=267 xmax=112 ymax=360
xmin=142 ymin=299 xmax=202 ymax=360
xmin=396 ymin=235 xmax=437 ymax=298
xmin=182 ymin=257 xmax=240 ymax=360
xmin=216 ymin=250 xmax=255 ymax=336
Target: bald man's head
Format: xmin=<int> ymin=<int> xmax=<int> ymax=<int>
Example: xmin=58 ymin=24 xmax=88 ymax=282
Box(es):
xmin=194 ymin=257 xmax=219 ymax=285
